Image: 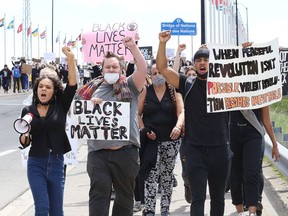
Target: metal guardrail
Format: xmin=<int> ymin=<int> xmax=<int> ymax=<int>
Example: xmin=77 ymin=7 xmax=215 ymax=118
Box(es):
xmin=264 ymin=134 xmax=288 ymax=177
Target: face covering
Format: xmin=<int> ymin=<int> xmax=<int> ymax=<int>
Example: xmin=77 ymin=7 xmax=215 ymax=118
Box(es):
xmin=152 ymin=74 xmax=166 ymax=86
xmin=104 ymin=72 xmax=120 ymax=84
xmin=196 ymin=71 xmax=208 ymax=79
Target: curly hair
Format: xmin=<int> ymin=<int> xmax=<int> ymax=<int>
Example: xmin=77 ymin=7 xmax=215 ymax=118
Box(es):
xmin=166 ymin=82 xmax=176 ymax=110
xmin=32 ymin=74 xmax=64 ymax=105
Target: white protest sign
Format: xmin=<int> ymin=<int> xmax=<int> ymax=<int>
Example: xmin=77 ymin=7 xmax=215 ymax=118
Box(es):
xmin=166 ymin=48 xmax=175 ymax=59
xmin=70 ymin=100 xmax=130 ymax=140
xmin=207 ymin=39 xmax=282 ymax=113
xmin=44 ymin=52 xmax=56 ymax=63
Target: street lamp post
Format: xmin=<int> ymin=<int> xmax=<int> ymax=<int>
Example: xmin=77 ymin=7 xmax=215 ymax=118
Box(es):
xmin=52 ymin=0 xmax=54 ymax=53
xmin=238 ymin=2 xmax=249 ymax=42
xmin=235 ymin=1 xmax=249 ymax=44
xmin=235 ymin=0 xmax=239 ymax=45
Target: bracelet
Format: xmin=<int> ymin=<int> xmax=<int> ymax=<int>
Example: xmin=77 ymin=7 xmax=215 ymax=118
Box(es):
xmin=175 ymin=126 xmax=182 ymax=131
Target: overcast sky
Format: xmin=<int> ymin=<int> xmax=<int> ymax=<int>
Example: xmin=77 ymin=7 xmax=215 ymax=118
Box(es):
xmin=0 ymin=0 xmax=287 ymax=67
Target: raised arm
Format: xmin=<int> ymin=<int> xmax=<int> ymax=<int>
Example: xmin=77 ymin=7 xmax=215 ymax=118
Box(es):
xmin=122 ymin=36 xmax=147 ymax=92
xmin=173 ymin=44 xmax=186 ymax=73
xmin=62 ymin=46 xmax=77 ymax=86
xmin=138 ymin=87 xmax=147 ymax=130
xmin=156 ymin=31 xmax=179 ymax=88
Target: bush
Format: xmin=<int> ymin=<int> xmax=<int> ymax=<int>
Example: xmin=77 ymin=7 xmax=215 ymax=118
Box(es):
xmin=270 ymin=96 xmax=288 ymax=134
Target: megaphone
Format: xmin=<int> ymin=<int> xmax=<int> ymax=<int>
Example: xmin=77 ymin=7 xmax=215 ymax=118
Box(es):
xmin=13 ymin=113 xmax=33 ymax=134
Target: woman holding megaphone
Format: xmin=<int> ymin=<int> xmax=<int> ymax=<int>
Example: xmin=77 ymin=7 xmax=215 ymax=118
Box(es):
xmin=18 ymin=46 xmax=77 ymax=216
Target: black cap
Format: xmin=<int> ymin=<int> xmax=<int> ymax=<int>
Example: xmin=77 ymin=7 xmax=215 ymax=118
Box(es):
xmin=193 ymin=48 xmax=209 ymax=61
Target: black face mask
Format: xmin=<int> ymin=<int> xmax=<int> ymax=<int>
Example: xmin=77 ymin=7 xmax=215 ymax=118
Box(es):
xmin=196 ymin=71 xmax=208 ymax=79
xmin=36 ymin=94 xmax=56 ymax=106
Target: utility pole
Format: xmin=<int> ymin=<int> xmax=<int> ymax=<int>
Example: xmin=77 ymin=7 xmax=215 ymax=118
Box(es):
xmin=22 ymin=0 xmax=31 ymax=59
xmin=200 ymin=0 xmax=206 ymax=45
xmin=235 ymin=0 xmax=239 ymax=45
xmin=52 ymin=0 xmax=54 ymax=52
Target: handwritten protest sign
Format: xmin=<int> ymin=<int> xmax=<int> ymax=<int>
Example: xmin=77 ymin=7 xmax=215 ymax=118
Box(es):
xmin=166 ymin=48 xmax=175 ymax=59
xmin=92 ymin=21 xmax=138 ymax=32
xmin=139 ymin=46 xmax=153 ymax=60
xmin=280 ymin=48 xmax=288 ymax=95
xmin=44 ymin=52 xmax=56 ymax=63
xmin=82 ymin=30 xmax=137 ymax=62
xmin=70 ymin=100 xmax=130 ymax=140
xmin=207 ymin=39 xmax=282 ymax=113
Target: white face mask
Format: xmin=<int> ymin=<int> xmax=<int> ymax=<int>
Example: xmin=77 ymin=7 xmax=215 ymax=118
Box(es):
xmin=104 ymin=72 xmax=120 ymax=84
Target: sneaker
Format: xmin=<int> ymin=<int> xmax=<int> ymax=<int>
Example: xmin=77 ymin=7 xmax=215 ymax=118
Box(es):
xmin=110 ymin=189 xmax=115 ymax=200
xmin=173 ymin=174 xmax=178 ymax=187
xmin=256 ymin=201 xmax=263 ymax=215
xmin=142 ymin=209 xmax=155 ymax=216
xmin=243 ymin=205 xmax=249 ymax=211
xmin=133 ymin=201 xmax=144 ymax=212
xmin=161 ymin=211 xmax=170 ymax=216
xmin=184 ymin=185 xmax=192 ymax=204
xmin=157 ymin=184 xmax=161 ymax=194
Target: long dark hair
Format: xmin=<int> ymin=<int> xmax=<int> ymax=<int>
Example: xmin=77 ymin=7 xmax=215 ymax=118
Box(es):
xmin=32 ymin=74 xmax=64 ymax=105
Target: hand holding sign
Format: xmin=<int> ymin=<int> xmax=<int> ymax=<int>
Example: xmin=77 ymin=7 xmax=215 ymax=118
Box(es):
xmin=91 ymin=97 xmax=103 ymax=104
xmin=242 ymin=41 xmax=253 ymax=48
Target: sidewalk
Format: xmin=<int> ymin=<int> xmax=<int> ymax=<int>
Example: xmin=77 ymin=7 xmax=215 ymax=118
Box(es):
xmin=1 ymin=142 xmax=280 ymax=216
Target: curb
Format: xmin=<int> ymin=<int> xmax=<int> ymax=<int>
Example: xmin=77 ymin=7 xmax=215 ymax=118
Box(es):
xmin=0 ymin=143 xmax=87 ymax=216
xmin=262 ymin=159 xmax=288 ymax=216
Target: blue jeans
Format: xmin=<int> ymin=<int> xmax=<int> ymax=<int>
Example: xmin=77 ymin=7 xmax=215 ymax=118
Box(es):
xmin=27 ymin=153 xmax=65 ymax=216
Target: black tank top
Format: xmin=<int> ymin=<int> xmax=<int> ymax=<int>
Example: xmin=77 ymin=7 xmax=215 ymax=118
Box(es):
xmin=143 ymin=85 xmax=177 ymax=141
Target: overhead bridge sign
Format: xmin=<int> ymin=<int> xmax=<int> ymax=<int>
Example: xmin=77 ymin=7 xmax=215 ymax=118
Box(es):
xmin=161 ymin=18 xmax=197 ymax=36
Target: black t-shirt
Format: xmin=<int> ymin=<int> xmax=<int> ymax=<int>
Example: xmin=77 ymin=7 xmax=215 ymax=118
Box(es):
xmin=230 ymin=109 xmax=261 ymax=124
xmin=0 ymin=68 xmax=12 ymax=79
xmin=178 ymin=75 xmax=230 ymax=146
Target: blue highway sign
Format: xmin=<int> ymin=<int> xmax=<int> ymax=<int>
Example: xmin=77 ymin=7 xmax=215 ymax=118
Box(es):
xmin=161 ymin=18 xmax=197 ymax=36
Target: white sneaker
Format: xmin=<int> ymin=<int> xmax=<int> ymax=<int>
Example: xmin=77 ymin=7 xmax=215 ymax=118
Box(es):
xmin=133 ymin=201 xmax=144 ymax=212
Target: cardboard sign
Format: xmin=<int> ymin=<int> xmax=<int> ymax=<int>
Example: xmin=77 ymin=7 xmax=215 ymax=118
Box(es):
xmin=70 ymin=100 xmax=130 ymax=140
xmin=21 ymin=63 xmax=32 ymax=74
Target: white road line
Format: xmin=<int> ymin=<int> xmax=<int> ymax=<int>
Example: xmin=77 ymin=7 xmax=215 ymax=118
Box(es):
xmin=0 ymin=104 xmax=23 ymax=106
xmin=0 ymin=149 xmax=17 ymax=157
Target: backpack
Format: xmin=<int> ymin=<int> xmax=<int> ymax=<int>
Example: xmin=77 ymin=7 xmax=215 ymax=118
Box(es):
xmin=184 ymin=76 xmax=196 ymax=103
xmin=13 ymin=67 xmax=21 ymax=78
